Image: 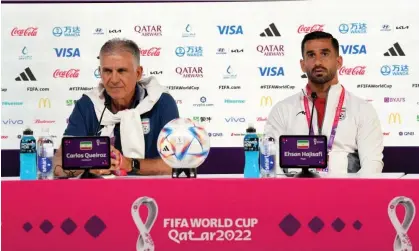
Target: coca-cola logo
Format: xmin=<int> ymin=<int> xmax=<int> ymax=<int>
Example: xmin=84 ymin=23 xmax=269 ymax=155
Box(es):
xmin=339 ymin=66 xmax=366 ymax=76
xmin=140 ymin=47 xmax=161 ymax=56
xmin=1 ymin=136 xmax=8 ymax=139
xmin=34 ymin=119 xmax=55 ymax=124
xmin=53 ymin=69 xmax=80 ymax=78
xmin=257 ymin=117 xmax=267 ymax=122
xmin=298 ymin=24 xmax=325 ymax=34
xmin=11 ymin=27 xmax=38 ymax=36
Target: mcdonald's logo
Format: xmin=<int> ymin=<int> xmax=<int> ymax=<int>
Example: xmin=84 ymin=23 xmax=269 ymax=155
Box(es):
xmin=38 ymin=98 xmax=51 ymax=108
xmin=388 ymin=113 xmax=401 ymax=124
xmin=260 ymin=96 xmax=272 ymax=106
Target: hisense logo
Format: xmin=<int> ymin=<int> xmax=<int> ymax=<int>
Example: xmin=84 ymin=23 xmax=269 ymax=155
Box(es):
xmin=224 ymin=99 xmax=245 ymax=104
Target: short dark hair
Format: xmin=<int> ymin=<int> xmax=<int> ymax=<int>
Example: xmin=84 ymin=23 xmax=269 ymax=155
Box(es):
xmin=98 ymin=38 xmax=140 ymax=65
xmin=301 ymin=31 xmax=339 ymax=57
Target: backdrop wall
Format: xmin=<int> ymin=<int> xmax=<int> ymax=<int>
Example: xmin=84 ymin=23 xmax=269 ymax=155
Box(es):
xmin=1 ymin=0 xmax=419 ymax=175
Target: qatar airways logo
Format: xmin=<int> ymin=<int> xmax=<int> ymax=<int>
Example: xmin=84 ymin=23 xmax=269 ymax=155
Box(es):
xmin=297 ymin=24 xmax=324 ymax=33
xmin=53 ymin=69 xmax=80 ymax=78
xmin=339 ymin=66 xmax=366 ymax=76
xmin=256 ymin=45 xmax=284 ymax=56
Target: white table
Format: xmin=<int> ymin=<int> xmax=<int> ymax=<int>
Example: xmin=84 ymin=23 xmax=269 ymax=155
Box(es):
xmin=1 ymin=172 xmax=406 ymax=181
xmin=400 ymin=174 xmax=419 ymax=179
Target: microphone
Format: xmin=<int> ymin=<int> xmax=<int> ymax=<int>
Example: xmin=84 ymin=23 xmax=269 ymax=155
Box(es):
xmin=95 ymin=100 xmax=110 ymax=136
xmin=308 ymin=92 xmax=317 ymax=135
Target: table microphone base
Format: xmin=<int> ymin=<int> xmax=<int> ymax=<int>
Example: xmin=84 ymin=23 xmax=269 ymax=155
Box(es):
xmin=294 ymin=167 xmax=321 ymax=178
xmin=79 ymin=169 xmax=103 ymax=179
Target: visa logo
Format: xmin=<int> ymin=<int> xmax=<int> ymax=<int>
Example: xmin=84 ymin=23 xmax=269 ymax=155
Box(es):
xmin=340 ymin=45 xmax=367 ymax=55
xmin=259 ymin=67 xmax=284 ymax=76
xmin=217 ymin=25 xmax=243 ymax=35
xmin=54 ymin=48 xmax=81 ymax=57
xmin=2 ymin=119 xmax=23 ymax=125
xmin=225 ymin=117 xmax=246 ymax=123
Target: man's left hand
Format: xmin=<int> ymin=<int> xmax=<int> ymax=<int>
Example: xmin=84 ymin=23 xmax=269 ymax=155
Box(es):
xmin=110 ymin=145 xmax=132 ymax=172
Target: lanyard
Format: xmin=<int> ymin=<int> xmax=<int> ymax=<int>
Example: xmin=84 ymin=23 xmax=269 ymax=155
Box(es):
xmin=303 ymin=85 xmax=345 ymax=153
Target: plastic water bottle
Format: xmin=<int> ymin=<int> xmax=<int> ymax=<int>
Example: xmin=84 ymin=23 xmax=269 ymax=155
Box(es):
xmin=37 ymin=128 xmax=54 ymax=180
xmin=260 ymin=137 xmax=276 ymax=178
xmin=20 ymin=128 xmax=37 ymax=180
xmin=244 ymin=123 xmax=259 ymax=178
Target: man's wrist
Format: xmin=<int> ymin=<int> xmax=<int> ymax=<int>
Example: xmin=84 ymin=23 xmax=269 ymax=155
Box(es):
xmin=124 ymin=157 xmax=133 ymax=172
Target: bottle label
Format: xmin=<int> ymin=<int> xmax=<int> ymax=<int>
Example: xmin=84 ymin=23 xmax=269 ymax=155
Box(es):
xmin=260 ymin=154 xmax=275 ymax=171
xmin=244 ymin=138 xmax=259 ymax=151
xmin=38 ymin=157 xmax=53 ymax=174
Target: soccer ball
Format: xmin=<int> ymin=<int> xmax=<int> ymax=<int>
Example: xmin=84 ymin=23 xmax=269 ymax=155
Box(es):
xmin=157 ymin=118 xmax=210 ymax=169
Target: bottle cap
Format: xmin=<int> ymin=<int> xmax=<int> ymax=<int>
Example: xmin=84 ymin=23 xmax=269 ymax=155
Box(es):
xmin=22 ymin=128 xmax=33 ymax=135
xmin=246 ymin=123 xmax=256 ymax=133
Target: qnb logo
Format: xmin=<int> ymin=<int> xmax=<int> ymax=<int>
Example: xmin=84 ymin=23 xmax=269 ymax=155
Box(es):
xmin=259 ymin=67 xmax=284 ymax=77
xmin=388 ymin=113 xmax=402 ymax=124
xmin=52 ymin=26 xmax=80 ymax=37
xmin=175 ymin=46 xmax=203 ymax=57
xmin=339 ymin=23 xmax=367 ymax=34
xmin=340 ymin=45 xmax=367 ymax=55
xmin=134 ymin=25 xmax=162 ymax=36
xmin=54 ymin=48 xmax=80 ymax=57
xmin=217 ymin=25 xmax=243 ymax=35
xmin=256 ymin=45 xmax=285 ymax=56
xmin=175 ymin=67 xmax=203 ymax=78
xmin=208 ymin=133 xmax=223 ymax=137
xmin=381 ymin=65 xmax=409 ymax=76
xmin=399 ymin=131 xmax=414 ymax=136
xmin=260 ymin=23 xmax=280 ymax=37
xmin=53 ymin=69 xmax=80 ymax=78
xmin=384 ymin=97 xmax=406 ymax=103
xmin=11 ymin=27 xmax=38 ymax=36
xmin=339 ymin=66 xmax=366 ymax=75
xmin=297 ymin=24 xmax=324 ymax=34
xmin=140 ymin=47 xmax=161 ymax=56
xmin=383 ymin=42 xmax=405 ymax=56
xmin=260 ymin=96 xmax=273 ymax=107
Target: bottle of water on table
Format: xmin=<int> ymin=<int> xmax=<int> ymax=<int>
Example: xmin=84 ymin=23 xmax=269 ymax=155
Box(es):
xmin=20 ymin=128 xmax=37 ymax=180
xmin=260 ymin=136 xmax=276 ymax=178
xmin=37 ymin=128 xmax=54 ymax=180
xmin=244 ymin=123 xmax=259 ymax=178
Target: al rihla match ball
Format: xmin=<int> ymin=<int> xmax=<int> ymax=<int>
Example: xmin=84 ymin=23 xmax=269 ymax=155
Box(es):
xmin=157 ymin=118 xmax=210 ymax=169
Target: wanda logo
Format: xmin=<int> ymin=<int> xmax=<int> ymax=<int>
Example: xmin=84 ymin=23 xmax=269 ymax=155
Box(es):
xmin=11 ymin=27 xmax=38 ymax=36
xmin=339 ymin=66 xmax=366 ymax=75
xmin=53 ymin=69 xmax=80 ymax=78
xmin=298 ymin=24 xmax=324 ymax=33
xmin=140 ymin=47 xmax=161 ymax=56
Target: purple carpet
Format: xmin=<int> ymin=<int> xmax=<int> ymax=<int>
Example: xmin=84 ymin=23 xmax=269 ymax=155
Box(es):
xmin=2 ymin=147 xmax=418 ymax=176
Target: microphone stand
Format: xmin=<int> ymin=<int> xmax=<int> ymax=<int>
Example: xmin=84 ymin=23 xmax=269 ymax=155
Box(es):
xmin=294 ymin=92 xmax=321 ymax=178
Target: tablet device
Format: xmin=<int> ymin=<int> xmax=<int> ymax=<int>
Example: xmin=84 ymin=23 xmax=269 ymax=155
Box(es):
xmin=62 ymin=136 xmax=110 ymax=170
xmin=279 ymin=135 xmax=327 ymax=169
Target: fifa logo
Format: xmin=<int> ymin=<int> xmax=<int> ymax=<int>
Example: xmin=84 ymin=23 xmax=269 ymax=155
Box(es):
xmin=38 ymin=98 xmax=51 ymax=108
xmin=260 ymin=96 xmax=272 ymax=107
xmin=388 ymin=113 xmax=401 ymax=124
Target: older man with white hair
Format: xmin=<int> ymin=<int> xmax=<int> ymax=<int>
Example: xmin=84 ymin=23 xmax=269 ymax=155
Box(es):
xmin=53 ymin=38 xmax=179 ymax=177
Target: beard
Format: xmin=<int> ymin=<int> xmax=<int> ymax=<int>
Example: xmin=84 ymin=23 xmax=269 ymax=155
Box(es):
xmin=307 ymin=67 xmax=336 ymax=85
